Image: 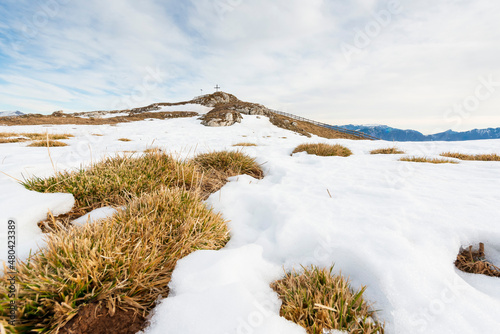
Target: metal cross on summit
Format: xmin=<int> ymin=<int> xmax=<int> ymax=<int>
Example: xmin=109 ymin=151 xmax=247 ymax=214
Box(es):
xmin=214 ymin=84 xmax=221 ymax=92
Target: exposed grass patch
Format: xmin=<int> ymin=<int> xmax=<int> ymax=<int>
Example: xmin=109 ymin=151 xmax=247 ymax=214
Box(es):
xmin=0 ymin=112 xmax=197 ymax=126
xmin=0 ymin=132 xmax=73 ymax=145
xmin=370 ymin=147 xmax=404 ymax=155
xmin=22 ymin=151 xmax=202 ymax=212
xmin=232 ymin=142 xmax=257 ymax=147
xmin=292 ymin=143 xmax=352 ymax=157
xmin=5 ymin=149 xmax=267 ymax=332
xmin=91 ymin=133 xmax=104 ymax=136
xmin=455 ymin=243 xmax=500 ymax=278
xmin=118 ymin=138 xmax=132 ymax=142
xmin=440 ymin=152 xmax=500 ymax=161
xmin=26 ymin=133 xmax=73 ymax=140
xmin=268 ymin=113 xmax=367 ymax=140
xmin=23 ymin=150 xmax=261 ymax=227
xmin=0 ymin=132 xmax=19 ymax=138
xmin=271 ymin=266 xmax=384 ymax=334
xmin=0 ymin=137 xmax=28 ymax=143
xmin=28 ymin=140 xmax=69 ymax=147
xmin=143 ymin=147 xmax=163 ymax=154
xmin=399 ymin=156 xmax=458 ymax=164
xmin=193 ymin=150 xmax=264 ymax=180
xmin=0 ymin=188 xmax=229 ymax=333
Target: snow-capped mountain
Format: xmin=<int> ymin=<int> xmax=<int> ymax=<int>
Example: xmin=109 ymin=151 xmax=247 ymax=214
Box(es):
xmin=340 ymin=124 xmax=500 ymax=141
xmin=0 ymin=110 xmax=24 ymax=117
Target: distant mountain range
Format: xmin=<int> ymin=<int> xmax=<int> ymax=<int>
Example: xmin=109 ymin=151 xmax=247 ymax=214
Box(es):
xmin=339 ymin=124 xmax=500 ymax=141
xmin=0 ymin=110 xmax=24 ymax=117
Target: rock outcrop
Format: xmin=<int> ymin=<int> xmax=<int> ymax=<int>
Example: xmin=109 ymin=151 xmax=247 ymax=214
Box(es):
xmin=196 ymin=92 xmax=272 ymax=127
xmin=220 ymin=102 xmax=271 ymax=116
xmin=192 ymin=92 xmax=239 ymax=107
xmin=200 ymin=110 xmax=243 ymax=127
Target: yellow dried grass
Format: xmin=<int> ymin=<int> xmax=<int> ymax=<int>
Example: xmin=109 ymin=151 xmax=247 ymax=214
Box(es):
xmin=440 ymin=152 xmax=500 ymax=161
xmin=0 ymin=188 xmax=229 ymax=333
xmin=271 ymin=266 xmax=384 ymax=334
xmin=292 ymin=143 xmax=352 ymax=157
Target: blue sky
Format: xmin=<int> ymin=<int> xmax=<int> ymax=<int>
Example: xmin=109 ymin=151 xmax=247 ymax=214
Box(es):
xmin=1 ymin=0 xmax=500 ymax=133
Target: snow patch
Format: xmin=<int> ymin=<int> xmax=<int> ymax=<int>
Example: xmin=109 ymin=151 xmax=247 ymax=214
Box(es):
xmin=72 ymin=206 xmax=119 ymax=227
xmin=0 ymin=183 xmax=74 ymax=270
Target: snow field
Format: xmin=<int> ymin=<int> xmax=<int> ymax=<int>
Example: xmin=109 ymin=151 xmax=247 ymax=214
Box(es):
xmin=0 ymin=114 xmax=499 ymax=333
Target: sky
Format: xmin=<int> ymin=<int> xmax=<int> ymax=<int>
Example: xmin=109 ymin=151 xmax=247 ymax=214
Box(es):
xmin=0 ymin=0 xmax=499 ymax=134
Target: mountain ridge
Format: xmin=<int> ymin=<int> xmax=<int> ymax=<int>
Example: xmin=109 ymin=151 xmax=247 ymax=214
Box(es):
xmin=340 ymin=124 xmax=500 ymax=141
xmin=0 ymin=110 xmax=24 ymax=117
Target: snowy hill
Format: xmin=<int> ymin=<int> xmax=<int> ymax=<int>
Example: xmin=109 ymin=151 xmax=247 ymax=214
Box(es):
xmin=341 ymin=124 xmax=500 ymax=141
xmin=0 ymin=110 xmax=24 ymax=117
xmin=1 ymin=96 xmax=500 ymax=333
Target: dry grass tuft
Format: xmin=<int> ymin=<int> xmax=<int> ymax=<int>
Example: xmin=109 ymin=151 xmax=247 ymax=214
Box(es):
xmin=455 ymin=243 xmax=500 ymax=278
xmin=0 ymin=112 xmax=197 ymax=126
xmin=193 ymin=150 xmax=264 ymax=180
xmin=440 ymin=152 xmax=500 ymax=161
xmin=0 ymin=132 xmax=21 ymax=138
xmin=2 ymin=148 xmax=268 ymax=332
xmin=0 ymin=132 xmax=73 ymax=145
xmin=22 ymin=151 xmax=202 ymax=212
xmin=27 ymin=133 xmax=73 ymax=140
xmin=0 ymin=187 xmax=229 ymax=333
xmin=292 ymin=143 xmax=352 ymax=157
xmin=143 ymin=147 xmax=164 ymax=154
xmin=28 ymin=140 xmax=69 ymax=147
xmin=232 ymin=142 xmax=257 ymax=147
xmin=399 ymin=156 xmax=458 ymax=164
xmin=0 ymin=132 xmax=70 ymax=139
xmin=271 ymin=266 xmax=384 ymax=334
xmin=0 ymin=137 xmax=27 ymax=143
xmin=118 ymin=138 xmax=132 ymax=142
xmin=370 ymin=147 xmax=404 ymax=155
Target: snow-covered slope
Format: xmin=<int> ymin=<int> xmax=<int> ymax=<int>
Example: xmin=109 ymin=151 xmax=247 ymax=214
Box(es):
xmin=0 ymin=110 xmax=24 ymax=117
xmin=1 ymin=115 xmax=500 ymax=333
